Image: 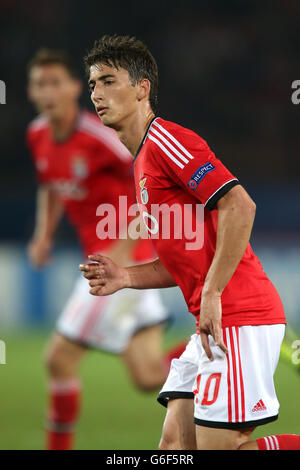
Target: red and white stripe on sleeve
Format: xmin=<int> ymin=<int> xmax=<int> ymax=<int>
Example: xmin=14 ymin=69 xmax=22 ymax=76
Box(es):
xmin=147 ymin=118 xmax=239 ymax=209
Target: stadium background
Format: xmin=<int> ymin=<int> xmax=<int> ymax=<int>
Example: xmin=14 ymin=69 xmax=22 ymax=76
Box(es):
xmin=0 ymin=0 xmax=299 ymax=450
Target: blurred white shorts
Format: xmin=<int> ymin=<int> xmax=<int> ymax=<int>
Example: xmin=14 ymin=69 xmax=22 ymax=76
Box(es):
xmin=158 ymin=324 xmax=285 ymax=429
xmin=56 ymin=275 xmax=169 ymax=354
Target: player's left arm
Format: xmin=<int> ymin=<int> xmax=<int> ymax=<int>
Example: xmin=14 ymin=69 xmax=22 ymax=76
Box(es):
xmin=79 ymin=255 xmax=177 ymax=296
xmin=199 ymin=184 xmax=256 ymax=360
xmin=152 ymin=123 xmax=255 ymax=359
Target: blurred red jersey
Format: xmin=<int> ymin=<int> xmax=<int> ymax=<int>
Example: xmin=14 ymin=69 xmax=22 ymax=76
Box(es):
xmin=134 ymin=117 xmax=286 ymax=328
xmin=27 ymin=110 xmax=153 ymax=261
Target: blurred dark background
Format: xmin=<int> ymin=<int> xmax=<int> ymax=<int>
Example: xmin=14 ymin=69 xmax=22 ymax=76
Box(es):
xmin=0 ymin=2 xmax=300 ymax=450
xmin=0 ymin=0 xmax=300 ymax=330
xmin=1 ymin=0 xmax=300 ymax=240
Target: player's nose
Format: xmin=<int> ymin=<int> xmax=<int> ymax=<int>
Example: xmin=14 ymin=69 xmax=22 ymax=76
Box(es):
xmin=92 ymin=83 xmax=104 ymax=102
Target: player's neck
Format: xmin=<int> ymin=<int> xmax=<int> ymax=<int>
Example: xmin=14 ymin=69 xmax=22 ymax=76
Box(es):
xmin=49 ymin=104 xmax=79 ymax=143
xmin=117 ymin=108 xmax=155 ymax=157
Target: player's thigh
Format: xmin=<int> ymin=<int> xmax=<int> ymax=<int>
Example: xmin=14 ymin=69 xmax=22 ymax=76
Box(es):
xmin=44 ymin=332 xmax=88 ymax=376
xmin=196 ymin=424 xmax=255 ymax=450
xmin=121 ymin=324 xmax=165 ymax=381
xmin=122 ymin=323 xmax=164 ymax=364
xmin=159 ymin=398 xmax=196 ymax=450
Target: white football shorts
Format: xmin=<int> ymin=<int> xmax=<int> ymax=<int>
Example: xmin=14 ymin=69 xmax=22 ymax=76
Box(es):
xmin=56 ymin=275 xmax=170 ymax=354
xmin=158 ymin=324 xmax=285 ymax=429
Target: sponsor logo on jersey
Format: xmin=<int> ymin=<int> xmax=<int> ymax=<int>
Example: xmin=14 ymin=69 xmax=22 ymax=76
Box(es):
xmin=187 ymin=162 xmax=215 ymax=190
xmin=49 ymin=180 xmax=87 ymax=200
xmin=71 ymin=155 xmax=89 ymax=179
xmin=251 ymin=399 xmax=267 ymax=414
xmin=139 ymin=177 xmax=149 ymax=205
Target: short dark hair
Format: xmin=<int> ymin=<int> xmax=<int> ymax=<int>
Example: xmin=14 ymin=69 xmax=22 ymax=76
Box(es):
xmin=84 ymin=35 xmax=158 ymax=113
xmin=27 ymin=48 xmax=79 ymax=79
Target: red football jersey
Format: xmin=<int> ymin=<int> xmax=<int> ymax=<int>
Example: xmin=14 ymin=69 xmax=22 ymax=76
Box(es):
xmin=27 ymin=110 xmax=154 ymax=261
xmin=134 ymin=117 xmax=286 ymax=328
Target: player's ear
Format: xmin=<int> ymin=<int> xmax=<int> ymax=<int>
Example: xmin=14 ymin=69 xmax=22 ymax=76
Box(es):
xmin=136 ymin=78 xmax=151 ymax=103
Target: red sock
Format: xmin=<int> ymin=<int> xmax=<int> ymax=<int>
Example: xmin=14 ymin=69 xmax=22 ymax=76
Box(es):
xmin=257 ymin=434 xmax=300 ymax=450
xmin=46 ymin=379 xmax=81 ymax=450
xmin=165 ymin=341 xmax=187 ymax=368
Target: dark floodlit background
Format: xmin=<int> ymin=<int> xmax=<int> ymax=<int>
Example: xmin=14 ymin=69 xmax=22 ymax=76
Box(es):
xmin=0 ymin=0 xmax=299 ymax=450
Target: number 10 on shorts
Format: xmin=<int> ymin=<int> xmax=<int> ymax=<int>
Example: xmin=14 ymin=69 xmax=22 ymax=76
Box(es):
xmin=193 ymin=373 xmax=221 ymax=405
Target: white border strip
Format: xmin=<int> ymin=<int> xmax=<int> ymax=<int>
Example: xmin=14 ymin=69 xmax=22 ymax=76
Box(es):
xmin=204 ymin=179 xmax=238 ymax=207
xmin=148 ymin=134 xmax=185 ymax=169
xmin=150 ymin=127 xmax=189 ymax=164
xmin=152 ymin=121 xmax=194 ymax=160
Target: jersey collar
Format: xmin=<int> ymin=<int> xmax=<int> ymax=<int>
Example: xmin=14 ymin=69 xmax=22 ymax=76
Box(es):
xmin=133 ymin=116 xmax=159 ymax=163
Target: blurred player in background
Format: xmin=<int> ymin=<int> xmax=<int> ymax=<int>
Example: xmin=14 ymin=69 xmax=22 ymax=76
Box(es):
xmin=80 ymin=35 xmax=300 ymax=450
xmin=26 ymin=49 xmax=187 ymax=450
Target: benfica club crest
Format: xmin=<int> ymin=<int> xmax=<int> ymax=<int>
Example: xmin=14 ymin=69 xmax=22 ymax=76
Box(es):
xmin=71 ymin=155 xmax=89 ymax=180
xmin=139 ymin=177 xmax=149 ymax=205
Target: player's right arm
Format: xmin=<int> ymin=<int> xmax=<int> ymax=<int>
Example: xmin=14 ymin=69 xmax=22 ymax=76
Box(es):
xmin=28 ymin=186 xmax=63 ymax=268
xmin=79 ymin=254 xmax=177 ymax=296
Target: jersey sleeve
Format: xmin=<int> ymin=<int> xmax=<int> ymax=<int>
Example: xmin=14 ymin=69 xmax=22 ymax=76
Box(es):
xmin=149 ymin=120 xmax=239 ymax=210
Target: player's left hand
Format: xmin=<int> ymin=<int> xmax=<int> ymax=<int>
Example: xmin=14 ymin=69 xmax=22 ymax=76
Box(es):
xmin=79 ymin=253 xmax=129 ymax=296
xmin=199 ymin=291 xmax=228 ymax=361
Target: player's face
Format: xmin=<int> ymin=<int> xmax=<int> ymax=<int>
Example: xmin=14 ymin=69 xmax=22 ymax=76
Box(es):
xmin=88 ymin=63 xmax=139 ymax=129
xmin=28 ymin=64 xmax=81 ymax=119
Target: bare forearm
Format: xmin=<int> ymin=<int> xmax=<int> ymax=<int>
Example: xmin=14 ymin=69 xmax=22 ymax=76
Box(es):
xmin=203 ymin=187 xmax=256 ymax=296
xmin=125 ymin=258 xmax=177 ymax=289
xmin=33 ymin=186 xmax=63 ymax=240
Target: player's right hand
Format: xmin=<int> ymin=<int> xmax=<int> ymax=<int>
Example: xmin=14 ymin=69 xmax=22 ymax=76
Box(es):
xmin=27 ymin=237 xmax=53 ymax=269
xmin=79 ymin=253 xmax=130 ymax=296
xmin=199 ymin=291 xmax=228 ymax=361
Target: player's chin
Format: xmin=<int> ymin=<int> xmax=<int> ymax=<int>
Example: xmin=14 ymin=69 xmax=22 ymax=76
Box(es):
xmin=100 ymin=113 xmax=118 ymax=129
xmin=43 ymin=107 xmax=61 ymax=121
xmin=100 ymin=115 xmax=112 ymax=126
